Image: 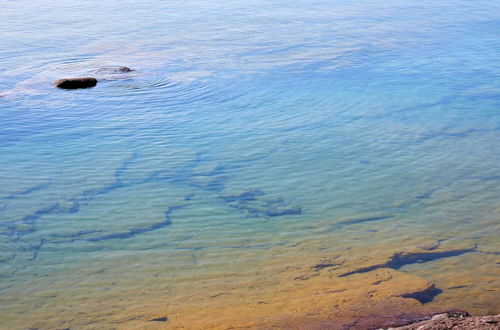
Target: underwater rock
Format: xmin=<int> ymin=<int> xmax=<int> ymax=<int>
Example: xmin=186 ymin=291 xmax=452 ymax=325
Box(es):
xmin=191 ymin=176 xmax=224 ymax=191
xmin=56 ymin=200 xmax=79 ymax=213
xmin=8 ymin=223 xmax=34 ymax=234
xmin=417 ymin=239 xmax=442 ymax=251
xmin=234 ymin=200 xmax=302 ymax=218
xmin=220 ymin=188 xmax=265 ymax=202
xmin=221 ymin=187 xmax=302 ymax=218
xmin=0 ymin=235 xmax=15 ymax=262
xmin=265 ymin=205 xmax=302 ymax=217
xmin=386 ymin=248 xmax=477 ymax=269
xmin=399 ymin=284 xmax=442 ymax=304
xmin=0 ymin=252 xmax=14 ymax=263
xmin=192 ymin=162 xmax=224 ymax=176
xmin=223 ymin=189 xmax=302 ymax=218
xmin=337 ymin=214 xmax=394 ymax=226
xmin=54 ymin=77 xmax=97 ymax=89
xmin=339 ymin=247 xmax=477 ymax=277
xmin=4 ymin=181 xmax=50 ymax=199
xmin=260 ymin=195 xmax=284 ymax=204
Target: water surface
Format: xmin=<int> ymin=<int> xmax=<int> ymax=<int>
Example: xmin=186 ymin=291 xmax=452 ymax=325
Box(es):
xmin=1 ymin=0 xmax=499 ymax=328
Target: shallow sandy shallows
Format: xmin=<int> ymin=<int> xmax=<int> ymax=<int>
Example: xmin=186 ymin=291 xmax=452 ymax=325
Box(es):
xmin=1 ymin=223 xmax=498 ymax=329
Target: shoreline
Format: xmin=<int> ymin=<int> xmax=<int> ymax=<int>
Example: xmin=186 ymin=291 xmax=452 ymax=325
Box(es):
xmin=386 ymin=311 xmax=499 ymax=330
xmin=291 ymin=308 xmax=500 ymax=329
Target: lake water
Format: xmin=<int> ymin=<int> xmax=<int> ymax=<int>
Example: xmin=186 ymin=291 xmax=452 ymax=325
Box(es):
xmin=0 ymin=0 xmax=499 ymax=328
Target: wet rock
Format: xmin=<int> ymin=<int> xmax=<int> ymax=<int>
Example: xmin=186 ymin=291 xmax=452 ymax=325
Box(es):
xmin=54 ymin=77 xmax=97 ymax=89
xmin=118 ymin=66 xmax=132 ymax=72
xmin=387 ymin=311 xmax=499 ymax=329
xmin=150 ymin=316 xmax=168 ymax=322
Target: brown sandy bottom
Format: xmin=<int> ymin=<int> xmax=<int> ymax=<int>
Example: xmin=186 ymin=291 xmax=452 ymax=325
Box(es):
xmin=1 ymin=226 xmax=498 ymax=330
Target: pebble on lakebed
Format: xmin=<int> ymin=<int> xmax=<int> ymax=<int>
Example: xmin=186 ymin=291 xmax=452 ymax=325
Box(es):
xmin=53 ymin=77 xmax=97 ymax=89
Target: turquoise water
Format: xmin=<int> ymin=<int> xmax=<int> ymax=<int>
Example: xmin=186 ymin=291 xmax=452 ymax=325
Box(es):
xmin=1 ymin=0 xmax=499 ymax=328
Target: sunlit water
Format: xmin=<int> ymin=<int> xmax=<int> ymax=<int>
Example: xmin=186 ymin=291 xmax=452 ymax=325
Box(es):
xmin=1 ymin=0 xmax=499 ymax=328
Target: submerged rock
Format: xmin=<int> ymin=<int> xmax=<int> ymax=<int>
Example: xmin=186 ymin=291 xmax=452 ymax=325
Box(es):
xmin=338 ymin=247 xmax=477 ymax=277
xmin=56 ymin=200 xmax=79 ymax=213
xmin=53 ymin=77 xmax=97 ymax=89
xmin=191 ymin=176 xmax=224 ymax=191
xmin=220 ymin=188 xmax=265 ymax=202
xmin=399 ymin=283 xmax=443 ymax=304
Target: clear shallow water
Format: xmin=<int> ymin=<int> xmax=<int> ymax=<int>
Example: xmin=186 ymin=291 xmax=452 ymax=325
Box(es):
xmin=1 ymin=0 xmax=499 ymax=328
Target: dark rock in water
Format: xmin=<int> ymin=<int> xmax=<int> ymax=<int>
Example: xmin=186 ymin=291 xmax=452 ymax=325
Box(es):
xmin=312 ymin=263 xmax=337 ymax=270
xmin=399 ymin=284 xmax=443 ymax=304
xmin=150 ymin=316 xmax=169 ymax=322
xmin=338 ymin=247 xmax=477 ymax=278
xmin=221 ymin=187 xmax=302 ymax=218
xmin=54 ymin=77 xmax=97 ymax=89
xmin=118 ymin=66 xmax=132 ymax=72
xmin=239 ymin=201 xmax=302 ymax=218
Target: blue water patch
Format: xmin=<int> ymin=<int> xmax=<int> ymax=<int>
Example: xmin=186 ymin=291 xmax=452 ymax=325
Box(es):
xmin=0 ymin=0 xmax=499 ymax=327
